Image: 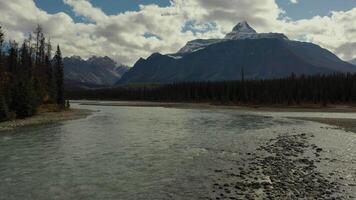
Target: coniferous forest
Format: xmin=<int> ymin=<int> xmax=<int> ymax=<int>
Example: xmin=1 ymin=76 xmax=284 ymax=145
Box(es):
xmin=0 ymin=25 xmax=66 ymax=122
xmin=67 ymin=73 xmax=356 ymax=106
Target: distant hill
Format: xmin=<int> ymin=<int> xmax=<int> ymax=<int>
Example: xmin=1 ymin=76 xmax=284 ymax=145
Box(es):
xmin=117 ymin=21 xmax=355 ymax=85
xmin=64 ymin=56 xmax=129 ymax=88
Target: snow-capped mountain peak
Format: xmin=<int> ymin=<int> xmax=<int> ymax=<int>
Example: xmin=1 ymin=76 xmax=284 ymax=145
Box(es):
xmin=225 ymin=21 xmax=287 ymax=40
xmin=225 ymin=21 xmax=257 ymax=39
xmin=231 ymin=21 xmax=257 ymax=34
xmin=176 ymin=21 xmax=288 ymax=55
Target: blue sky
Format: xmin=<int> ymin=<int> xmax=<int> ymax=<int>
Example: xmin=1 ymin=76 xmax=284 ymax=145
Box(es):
xmin=35 ymin=0 xmax=171 ymax=22
xmin=277 ymin=0 xmax=356 ymax=19
xmin=35 ymin=0 xmax=170 ymax=14
xmin=35 ymin=0 xmax=356 ymax=22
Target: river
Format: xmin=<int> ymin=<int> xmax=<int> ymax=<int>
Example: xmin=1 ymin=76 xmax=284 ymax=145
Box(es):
xmin=0 ymin=103 xmax=355 ymax=199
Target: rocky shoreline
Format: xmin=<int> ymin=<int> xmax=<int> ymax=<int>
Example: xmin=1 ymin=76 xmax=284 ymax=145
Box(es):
xmin=209 ymin=132 xmax=355 ymax=199
xmin=73 ymin=100 xmax=356 ymax=113
xmin=0 ymin=109 xmax=92 ymax=132
xmin=295 ymin=117 xmax=356 ymax=134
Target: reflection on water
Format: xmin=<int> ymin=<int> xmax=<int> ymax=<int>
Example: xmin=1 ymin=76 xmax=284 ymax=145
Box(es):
xmin=0 ymin=103 xmax=354 ymax=200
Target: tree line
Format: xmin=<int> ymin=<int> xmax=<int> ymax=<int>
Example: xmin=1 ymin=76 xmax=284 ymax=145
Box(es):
xmin=0 ymin=25 xmax=66 ymax=122
xmin=67 ymin=73 xmax=356 ymax=106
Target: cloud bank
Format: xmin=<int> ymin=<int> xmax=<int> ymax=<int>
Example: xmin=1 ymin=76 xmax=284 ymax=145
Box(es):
xmin=0 ymin=0 xmax=355 ymax=65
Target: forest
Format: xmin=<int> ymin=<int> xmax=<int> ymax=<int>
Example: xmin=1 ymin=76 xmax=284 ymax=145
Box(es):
xmin=67 ymin=73 xmax=356 ymax=106
xmin=0 ymin=25 xmax=66 ymax=122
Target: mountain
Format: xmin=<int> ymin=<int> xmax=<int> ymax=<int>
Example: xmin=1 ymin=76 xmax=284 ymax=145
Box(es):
xmin=349 ymin=58 xmax=356 ymax=66
xmin=117 ymin=21 xmax=355 ymax=85
xmin=64 ymin=56 xmax=129 ymax=88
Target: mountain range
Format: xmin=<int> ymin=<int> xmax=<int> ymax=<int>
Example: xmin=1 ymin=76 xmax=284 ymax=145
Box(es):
xmin=117 ymin=21 xmax=355 ymax=85
xmin=64 ymin=56 xmax=129 ymax=88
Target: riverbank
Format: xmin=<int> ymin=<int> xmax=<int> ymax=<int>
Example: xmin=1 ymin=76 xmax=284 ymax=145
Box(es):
xmin=0 ymin=108 xmax=92 ymax=132
xmin=294 ymin=117 xmax=356 ymax=134
xmin=75 ymin=100 xmax=356 ymax=112
xmin=75 ymin=100 xmax=356 ymax=133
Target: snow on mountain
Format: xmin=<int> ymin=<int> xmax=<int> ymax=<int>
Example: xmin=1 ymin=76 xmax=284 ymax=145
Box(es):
xmin=176 ymin=39 xmax=223 ymax=54
xmin=176 ymin=21 xmax=288 ymax=55
xmin=224 ymin=20 xmax=257 ymax=38
xmin=64 ymin=56 xmax=129 ymax=87
xmin=349 ymin=58 xmax=356 ymax=66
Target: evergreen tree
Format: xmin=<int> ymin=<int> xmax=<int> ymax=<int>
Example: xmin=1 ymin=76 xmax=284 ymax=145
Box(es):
xmin=0 ymin=26 xmax=5 ymax=80
xmin=8 ymin=41 xmax=18 ymax=74
xmin=66 ymin=73 xmax=356 ymax=107
xmin=46 ymin=37 xmax=56 ymax=102
xmin=54 ymin=45 xmax=65 ymax=107
xmin=0 ymin=26 xmax=4 ymax=63
xmin=11 ymin=80 xmax=36 ymax=118
xmin=0 ymin=24 xmax=65 ymax=122
xmin=10 ymin=42 xmax=37 ymax=118
xmin=34 ymin=25 xmax=44 ymax=65
xmin=0 ymin=26 xmax=9 ymax=121
xmin=7 ymin=41 xmax=19 ymax=111
xmin=0 ymin=92 xmax=8 ymax=122
xmin=32 ymin=25 xmax=47 ymax=102
xmin=0 ymin=27 xmax=7 ymax=120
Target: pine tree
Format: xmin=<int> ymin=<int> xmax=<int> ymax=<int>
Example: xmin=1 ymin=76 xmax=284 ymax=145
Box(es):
xmin=0 ymin=26 xmax=5 ymax=84
xmin=32 ymin=25 xmax=47 ymax=102
xmin=0 ymin=92 xmax=8 ymax=122
xmin=8 ymin=41 xmax=18 ymax=74
xmin=34 ymin=25 xmax=44 ymax=65
xmin=11 ymin=80 xmax=36 ymax=118
xmin=54 ymin=45 xmax=65 ymax=107
xmin=0 ymin=26 xmax=4 ymax=63
xmin=0 ymin=24 xmax=66 ymax=121
xmin=10 ymin=42 xmax=37 ymax=118
xmin=46 ymin=37 xmax=56 ymax=103
xmin=0 ymin=27 xmax=7 ymax=121
xmin=6 ymin=41 xmax=19 ymax=112
xmin=0 ymin=26 xmax=10 ymax=121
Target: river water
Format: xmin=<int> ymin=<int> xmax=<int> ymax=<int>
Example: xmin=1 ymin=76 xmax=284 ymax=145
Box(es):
xmin=0 ymin=103 xmax=355 ymax=199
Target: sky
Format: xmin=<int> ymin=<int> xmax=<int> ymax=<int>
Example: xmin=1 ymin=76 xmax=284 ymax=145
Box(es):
xmin=0 ymin=0 xmax=355 ymax=65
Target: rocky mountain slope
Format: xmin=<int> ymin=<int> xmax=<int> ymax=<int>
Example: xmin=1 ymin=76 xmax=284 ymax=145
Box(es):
xmin=64 ymin=56 xmax=129 ymax=87
xmin=349 ymin=58 xmax=356 ymax=66
xmin=118 ymin=21 xmax=355 ymax=85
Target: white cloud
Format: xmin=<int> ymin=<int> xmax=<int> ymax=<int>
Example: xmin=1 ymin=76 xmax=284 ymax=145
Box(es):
xmin=290 ymin=0 xmax=298 ymax=4
xmin=0 ymin=0 xmax=355 ymax=65
xmin=63 ymin=0 xmax=108 ymax=22
xmin=278 ymin=8 xmax=356 ymax=60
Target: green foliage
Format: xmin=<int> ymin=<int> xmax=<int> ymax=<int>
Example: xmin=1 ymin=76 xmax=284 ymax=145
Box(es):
xmin=46 ymin=38 xmax=57 ymax=103
xmin=8 ymin=41 xmax=19 ymax=74
xmin=0 ymin=92 xmax=9 ymax=122
xmin=67 ymin=73 xmax=356 ymax=107
xmin=54 ymin=45 xmax=65 ymax=107
xmin=11 ymin=80 xmax=37 ymax=118
xmin=0 ymin=26 xmax=4 ymax=64
xmin=0 ymin=24 xmax=65 ymax=122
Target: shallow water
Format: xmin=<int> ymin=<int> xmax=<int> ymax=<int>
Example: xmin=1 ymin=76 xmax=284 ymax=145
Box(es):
xmin=0 ymin=103 xmax=355 ymax=199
